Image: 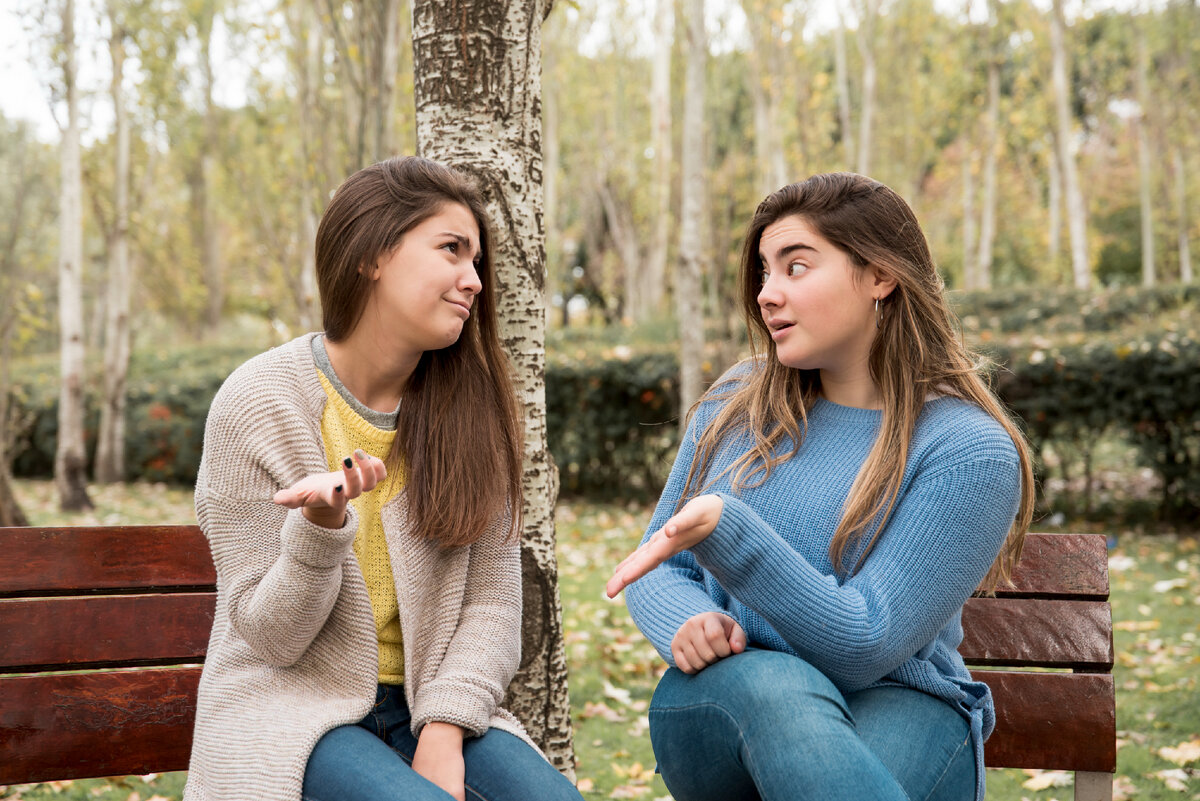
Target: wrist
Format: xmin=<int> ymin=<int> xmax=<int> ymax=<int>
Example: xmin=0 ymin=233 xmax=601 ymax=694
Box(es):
xmin=420 ymin=721 xmax=465 ymax=743
xmin=301 ymin=505 xmax=346 ymax=529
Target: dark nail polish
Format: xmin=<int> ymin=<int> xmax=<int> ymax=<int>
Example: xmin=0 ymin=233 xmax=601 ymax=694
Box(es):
xmin=334 ymin=485 xmax=343 ymax=493
xmin=343 ymin=456 xmax=353 ymax=468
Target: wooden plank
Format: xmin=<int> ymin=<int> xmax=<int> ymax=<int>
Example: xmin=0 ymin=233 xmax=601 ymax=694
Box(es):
xmin=0 ymin=667 xmax=200 ymax=784
xmin=974 ymin=670 xmax=1116 ymax=772
xmin=0 ymin=526 xmax=214 ymax=597
xmin=960 ymin=597 xmax=1113 ymax=670
xmin=992 ymin=533 xmax=1109 ymax=600
xmin=0 ymin=593 xmax=215 ymax=672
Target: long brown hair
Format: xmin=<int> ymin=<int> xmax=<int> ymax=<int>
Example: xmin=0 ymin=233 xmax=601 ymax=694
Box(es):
xmin=680 ymin=173 xmax=1033 ymax=590
xmin=316 ymin=156 xmax=522 ymax=548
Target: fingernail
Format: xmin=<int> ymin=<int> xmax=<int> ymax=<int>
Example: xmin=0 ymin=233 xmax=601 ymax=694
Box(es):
xmin=334 ymin=484 xmax=343 ymax=493
xmin=343 ymin=456 xmax=353 ymax=468
xmin=354 ymin=449 xmax=367 ymax=460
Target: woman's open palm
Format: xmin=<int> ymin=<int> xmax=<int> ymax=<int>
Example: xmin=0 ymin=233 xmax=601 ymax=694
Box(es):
xmin=606 ymin=494 xmax=724 ymax=598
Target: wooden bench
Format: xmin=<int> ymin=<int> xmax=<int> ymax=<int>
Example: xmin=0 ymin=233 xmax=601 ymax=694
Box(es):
xmin=1 ymin=527 xmax=1114 ymax=798
xmin=961 ymin=532 xmax=1115 ymax=801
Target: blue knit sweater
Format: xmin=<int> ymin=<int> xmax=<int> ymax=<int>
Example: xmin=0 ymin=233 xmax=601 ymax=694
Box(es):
xmin=625 ymin=384 xmax=1022 ymax=801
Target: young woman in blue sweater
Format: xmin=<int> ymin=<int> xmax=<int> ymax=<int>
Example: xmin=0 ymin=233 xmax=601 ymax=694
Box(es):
xmin=607 ymin=173 xmax=1034 ymax=801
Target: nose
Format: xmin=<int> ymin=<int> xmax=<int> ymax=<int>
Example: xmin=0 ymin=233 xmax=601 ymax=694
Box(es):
xmin=757 ymin=272 xmax=780 ymax=310
xmin=461 ymin=264 xmax=483 ymax=296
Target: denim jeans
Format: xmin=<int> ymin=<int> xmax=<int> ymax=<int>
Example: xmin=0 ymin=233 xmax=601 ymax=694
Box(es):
xmin=302 ymin=685 xmax=583 ymax=801
xmin=648 ymin=649 xmax=975 ymax=801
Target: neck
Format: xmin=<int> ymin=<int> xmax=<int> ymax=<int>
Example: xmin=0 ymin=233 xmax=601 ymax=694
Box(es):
xmin=818 ymin=367 xmax=882 ymax=410
xmin=324 ymin=327 xmax=421 ymax=413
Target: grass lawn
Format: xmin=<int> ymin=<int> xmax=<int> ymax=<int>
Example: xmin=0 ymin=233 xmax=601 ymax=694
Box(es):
xmin=3 ymin=482 xmax=1198 ymax=800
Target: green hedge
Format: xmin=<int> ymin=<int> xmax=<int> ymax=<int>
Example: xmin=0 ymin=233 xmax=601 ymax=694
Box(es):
xmin=949 ymin=283 xmax=1200 ymax=335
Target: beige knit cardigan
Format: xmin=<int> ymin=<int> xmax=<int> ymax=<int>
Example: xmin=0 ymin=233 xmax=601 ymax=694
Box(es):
xmin=184 ymin=333 xmax=534 ymax=801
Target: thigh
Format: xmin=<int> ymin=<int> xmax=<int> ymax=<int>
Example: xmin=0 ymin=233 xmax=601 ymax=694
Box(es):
xmin=459 ymin=729 xmax=583 ymax=801
xmin=302 ymin=723 xmax=452 ymax=801
xmin=648 ymin=649 xmax=907 ymax=801
xmin=847 ymin=685 xmax=975 ymax=801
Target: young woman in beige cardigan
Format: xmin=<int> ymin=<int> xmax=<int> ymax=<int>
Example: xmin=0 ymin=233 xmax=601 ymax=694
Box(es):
xmin=185 ymin=157 xmax=582 ymax=801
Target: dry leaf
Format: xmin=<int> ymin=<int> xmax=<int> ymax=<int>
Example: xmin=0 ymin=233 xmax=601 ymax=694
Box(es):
xmin=1153 ymin=578 xmax=1189 ymax=593
xmin=576 ymin=778 xmax=595 ymax=793
xmin=1022 ymin=770 xmax=1073 ymax=790
xmin=1111 ymin=775 xmax=1138 ymax=800
xmin=581 ymin=701 xmax=625 ymax=722
xmin=609 ymin=785 xmax=651 ymax=799
xmin=1160 ymin=739 xmax=1200 ymax=766
xmin=1150 ymin=768 xmax=1191 ymax=792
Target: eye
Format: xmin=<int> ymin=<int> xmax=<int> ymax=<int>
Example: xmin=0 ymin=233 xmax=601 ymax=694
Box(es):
xmin=759 ymin=269 xmax=770 ymax=286
xmin=787 ymin=261 xmax=808 ymax=277
xmin=441 ymin=241 xmax=459 ymax=254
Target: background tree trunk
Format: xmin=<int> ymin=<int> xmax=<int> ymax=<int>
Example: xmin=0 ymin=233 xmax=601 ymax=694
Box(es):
xmin=854 ymin=0 xmax=879 ymax=176
xmin=962 ymin=150 xmax=976 ymax=288
xmin=1136 ymin=17 xmax=1155 ymax=287
xmin=198 ymin=1 xmax=224 ymax=334
xmin=677 ymin=0 xmax=707 ymax=416
xmin=1176 ymin=148 xmax=1193 ymax=283
xmin=642 ymin=0 xmax=672 ymax=321
xmin=95 ymin=2 xmax=133 ymax=484
xmin=834 ymin=11 xmax=855 ymax=171
xmin=55 ymin=0 xmax=93 ymax=511
xmin=1048 ymin=134 xmax=1063 ymax=281
xmin=412 ymin=0 xmax=575 ymax=776
xmin=975 ymin=0 xmax=1000 ymax=290
xmin=288 ymin=0 xmax=322 ymax=330
xmin=1050 ymin=0 xmax=1089 ymax=289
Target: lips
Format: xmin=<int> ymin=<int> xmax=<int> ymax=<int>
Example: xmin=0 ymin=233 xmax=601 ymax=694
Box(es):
xmin=765 ymin=318 xmax=794 ymax=339
xmin=447 ymin=299 xmax=472 ymax=318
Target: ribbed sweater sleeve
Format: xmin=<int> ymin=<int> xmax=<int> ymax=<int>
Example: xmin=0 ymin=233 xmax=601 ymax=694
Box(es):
xmin=625 ymin=404 xmax=728 ymax=665
xmin=690 ymin=453 xmax=1021 ymax=692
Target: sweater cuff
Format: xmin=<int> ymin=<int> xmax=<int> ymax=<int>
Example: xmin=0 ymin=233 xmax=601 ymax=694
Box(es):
xmin=688 ymin=492 xmax=765 ymax=579
xmin=412 ymin=680 xmax=496 ymax=739
xmin=279 ymin=505 xmax=358 ymax=568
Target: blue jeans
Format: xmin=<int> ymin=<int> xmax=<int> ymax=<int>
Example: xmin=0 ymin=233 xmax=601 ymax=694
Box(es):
xmin=302 ymin=685 xmax=583 ymax=801
xmin=648 ymin=649 xmax=975 ymax=801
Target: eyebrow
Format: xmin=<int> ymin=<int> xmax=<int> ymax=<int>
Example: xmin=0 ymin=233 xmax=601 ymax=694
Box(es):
xmin=438 ymin=231 xmax=482 ymax=263
xmin=759 ymin=242 xmax=818 ymax=263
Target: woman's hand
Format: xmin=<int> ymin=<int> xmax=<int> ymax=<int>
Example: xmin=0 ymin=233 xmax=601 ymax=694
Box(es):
xmin=272 ymin=449 xmax=387 ymax=529
xmin=605 ymin=494 xmax=724 ymax=598
xmin=671 ymin=612 xmax=747 ymax=674
xmin=412 ymin=722 xmax=466 ymax=801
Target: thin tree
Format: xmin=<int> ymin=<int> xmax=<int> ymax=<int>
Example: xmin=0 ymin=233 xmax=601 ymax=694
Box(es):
xmin=54 ymin=0 xmax=93 ymax=511
xmin=95 ymin=0 xmax=134 ymax=483
xmin=677 ymin=0 xmax=707 ymax=414
xmin=853 ymin=0 xmax=880 ymax=176
xmin=641 ymin=0 xmax=673 ymax=320
xmin=1049 ymin=0 xmax=1089 ymax=289
xmin=1136 ymin=11 xmax=1155 ymax=287
xmin=411 ymin=0 xmax=575 ymax=775
xmin=974 ymin=0 xmax=1001 ymax=290
xmin=834 ymin=8 xmax=855 ymax=171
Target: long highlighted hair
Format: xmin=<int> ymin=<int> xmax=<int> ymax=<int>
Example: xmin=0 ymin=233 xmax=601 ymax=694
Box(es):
xmin=679 ymin=173 xmax=1033 ymax=590
xmin=316 ymin=156 xmax=522 ymax=548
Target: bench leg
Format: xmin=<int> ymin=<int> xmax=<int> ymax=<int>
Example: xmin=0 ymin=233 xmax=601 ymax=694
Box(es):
xmin=1074 ymin=771 xmax=1113 ymax=801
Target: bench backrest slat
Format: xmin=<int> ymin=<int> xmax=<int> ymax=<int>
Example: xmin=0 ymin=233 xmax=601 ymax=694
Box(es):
xmin=960 ymin=597 xmax=1113 ymax=670
xmin=996 ymin=532 xmax=1109 ymax=600
xmin=0 ymin=526 xmax=215 ymax=597
xmin=0 ymin=593 xmax=216 ymax=673
xmin=0 ymin=668 xmax=200 ymax=785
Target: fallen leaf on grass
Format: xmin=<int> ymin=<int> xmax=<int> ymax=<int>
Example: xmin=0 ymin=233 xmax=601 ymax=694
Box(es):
xmin=1115 ymin=620 xmax=1161 ymax=632
xmin=612 ymin=762 xmax=656 ymax=783
xmin=576 ymin=778 xmax=595 ymax=793
xmin=581 ymin=701 xmax=625 ymax=722
xmin=1153 ymin=578 xmax=1189 ymax=593
xmin=1150 ymin=768 xmax=1193 ymax=792
xmin=1159 ymin=739 xmax=1200 ymax=766
xmin=609 ymin=786 xmax=651 ymax=799
xmin=604 ymin=681 xmax=633 ymax=706
xmin=1112 ymin=775 xmax=1138 ymax=800
xmin=1022 ymin=770 xmax=1073 ymax=790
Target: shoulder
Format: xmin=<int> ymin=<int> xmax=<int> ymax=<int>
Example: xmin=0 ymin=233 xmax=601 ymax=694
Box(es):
xmin=911 ymin=396 xmax=1020 ymax=474
xmin=688 ymin=357 xmax=762 ymax=431
xmin=208 ymin=334 xmax=322 ymax=427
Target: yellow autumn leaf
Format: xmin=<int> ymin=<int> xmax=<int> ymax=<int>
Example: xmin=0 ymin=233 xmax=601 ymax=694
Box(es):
xmin=1159 ymin=738 xmax=1200 ymax=766
xmin=576 ymin=778 xmax=595 ymax=792
xmin=1022 ymin=769 xmax=1073 ymax=790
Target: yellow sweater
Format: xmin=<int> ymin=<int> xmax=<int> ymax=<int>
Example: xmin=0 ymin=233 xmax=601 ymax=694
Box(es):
xmin=316 ymin=369 xmax=405 ymax=684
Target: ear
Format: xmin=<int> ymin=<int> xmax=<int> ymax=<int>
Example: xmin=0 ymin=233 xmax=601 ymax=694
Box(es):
xmin=358 ymin=256 xmax=383 ymax=281
xmin=869 ymin=265 xmax=897 ymax=300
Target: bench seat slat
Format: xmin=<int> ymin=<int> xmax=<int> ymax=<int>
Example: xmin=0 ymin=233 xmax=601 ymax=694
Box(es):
xmin=0 ymin=667 xmax=200 ymax=784
xmin=960 ymin=597 xmax=1113 ymax=670
xmin=0 ymin=593 xmax=216 ymax=673
xmin=0 ymin=526 xmax=215 ymax=597
xmin=973 ymin=670 xmax=1116 ymax=772
xmin=995 ymin=533 xmax=1109 ymax=600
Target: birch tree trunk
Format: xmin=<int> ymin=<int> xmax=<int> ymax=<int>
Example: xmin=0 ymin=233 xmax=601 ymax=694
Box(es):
xmin=854 ymin=0 xmax=879 ymax=176
xmin=198 ymin=2 xmax=224 ymax=333
xmin=55 ymin=0 xmax=93 ymax=511
xmin=677 ymin=0 xmax=707 ymax=415
xmin=412 ymin=0 xmax=575 ymax=776
xmin=834 ymin=11 xmax=855 ymax=171
xmin=1050 ymin=0 xmax=1089 ymax=289
xmin=642 ymin=0 xmax=672 ymax=320
xmin=1048 ymin=134 xmax=1063 ymax=281
xmin=95 ymin=2 xmax=133 ymax=483
xmin=975 ymin=2 xmax=1000 ymax=290
xmin=1176 ymin=148 xmax=1193 ymax=283
xmin=287 ymin=0 xmax=322 ymax=330
xmin=1136 ymin=18 xmax=1155 ymax=287
xmin=962 ymin=150 xmax=976 ymax=289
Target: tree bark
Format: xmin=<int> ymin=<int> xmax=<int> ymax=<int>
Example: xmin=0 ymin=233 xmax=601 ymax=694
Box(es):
xmin=834 ymin=10 xmax=855 ymax=171
xmin=1048 ymin=133 xmax=1063 ymax=282
xmin=287 ymin=0 xmax=322 ymax=330
xmin=641 ymin=0 xmax=672 ymax=320
xmin=1050 ymin=0 xmax=1089 ymax=289
xmin=412 ymin=0 xmax=575 ymax=776
xmin=962 ymin=149 xmax=976 ymax=289
xmin=1136 ymin=18 xmax=1155 ymax=287
xmin=55 ymin=0 xmax=93 ymax=511
xmin=677 ymin=0 xmax=707 ymax=416
xmin=1176 ymin=148 xmax=1193 ymax=283
xmin=854 ymin=0 xmax=879 ymax=176
xmin=198 ymin=1 xmax=224 ymax=333
xmin=95 ymin=2 xmax=133 ymax=484
xmin=975 ymin=2 xmax=1000 ymax=290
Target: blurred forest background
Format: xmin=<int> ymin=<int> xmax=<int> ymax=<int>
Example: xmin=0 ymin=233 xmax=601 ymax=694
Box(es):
xmin=0 ymin=0 xmax=1197 ymax=526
